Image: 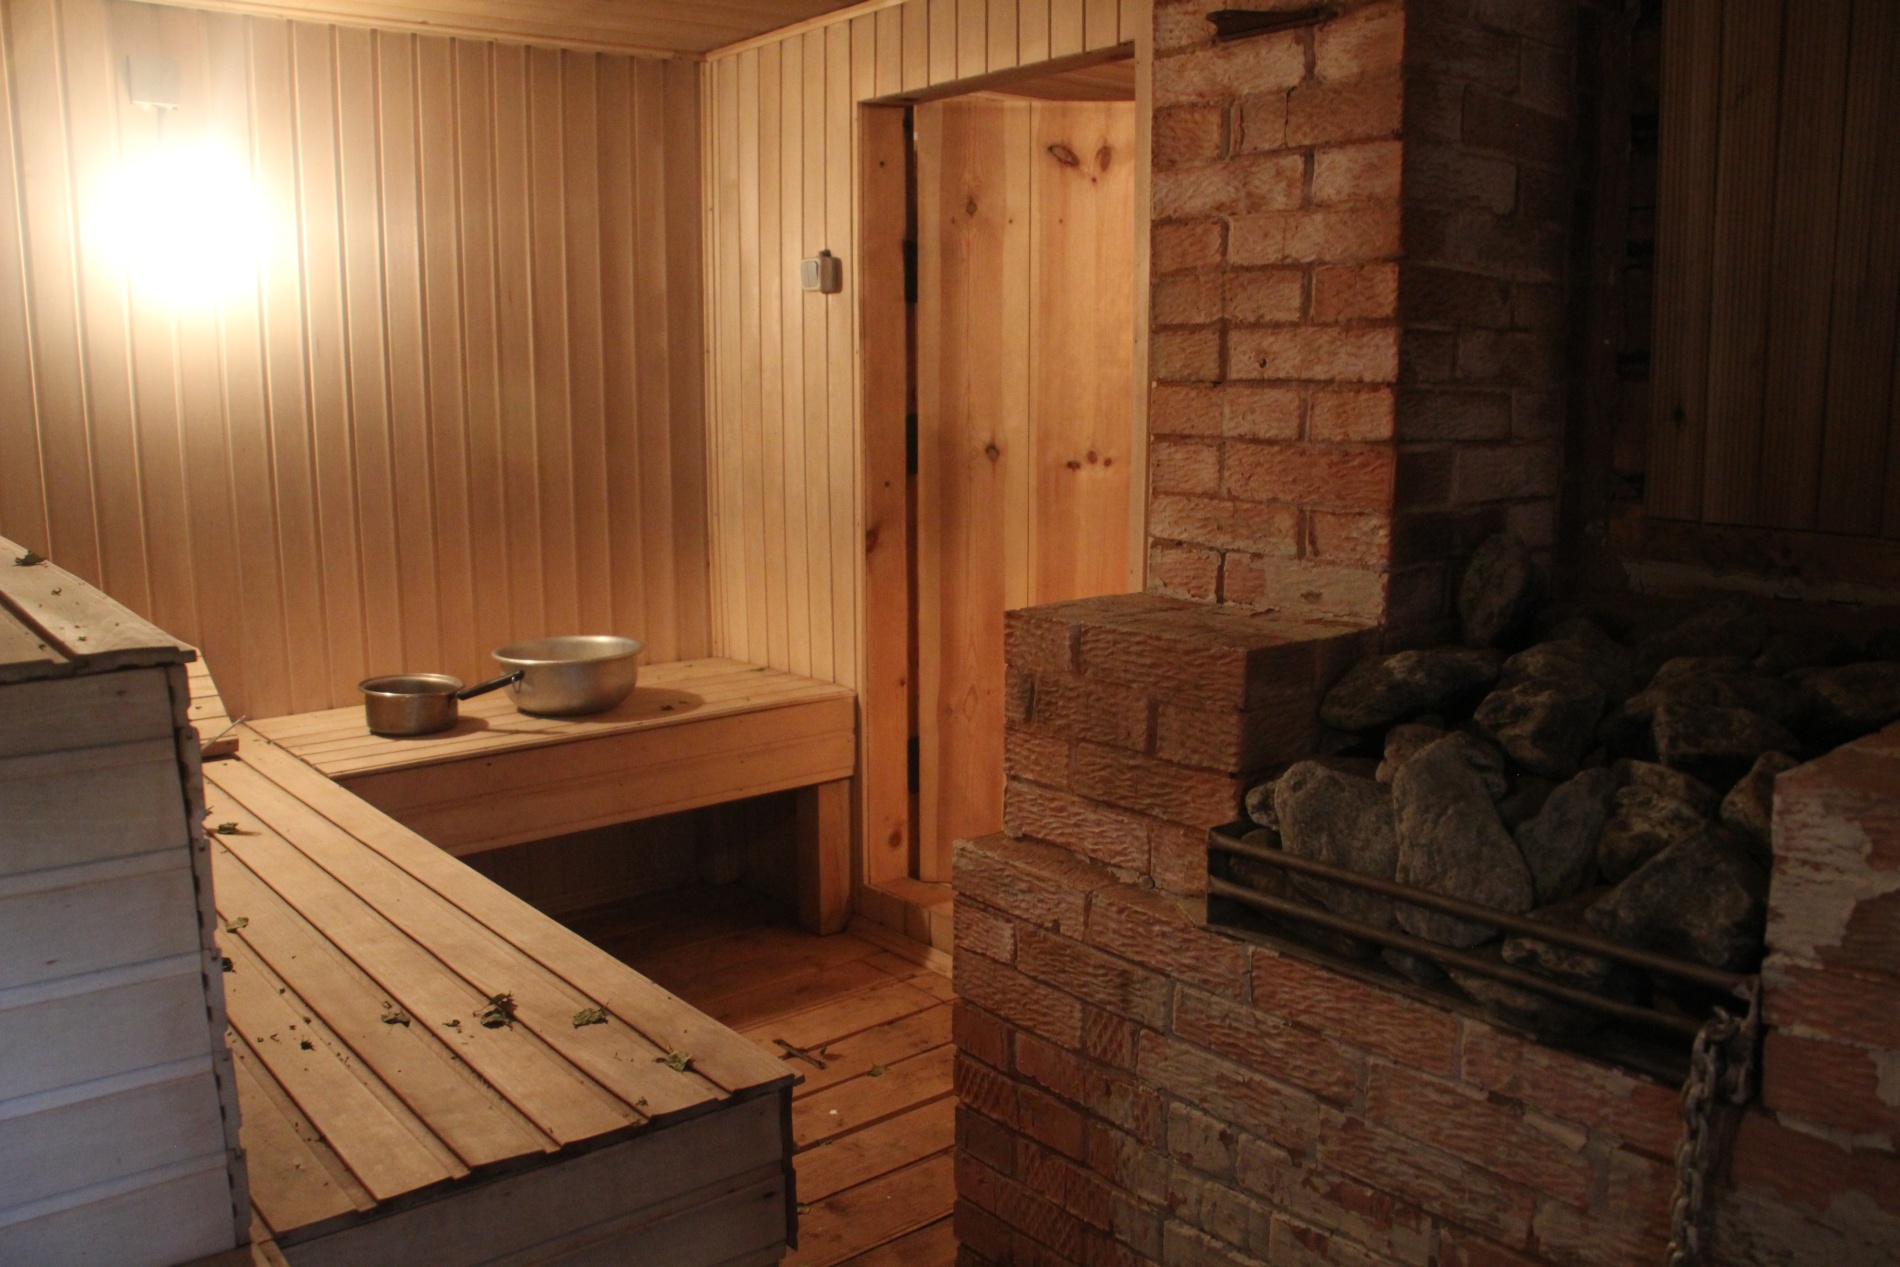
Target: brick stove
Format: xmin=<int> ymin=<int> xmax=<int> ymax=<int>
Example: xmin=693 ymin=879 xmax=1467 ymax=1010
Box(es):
xmin=948 ymin=2 xmax=1900 ymax=1265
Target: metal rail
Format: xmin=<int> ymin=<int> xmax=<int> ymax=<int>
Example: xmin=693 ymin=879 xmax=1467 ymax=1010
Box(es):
xmin=1207 ymin=825 xmax=1760 ymax=1040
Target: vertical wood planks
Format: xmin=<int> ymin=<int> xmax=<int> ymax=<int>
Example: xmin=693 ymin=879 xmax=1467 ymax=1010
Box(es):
xmin=0 ymin=0 xmax=712 ymax=719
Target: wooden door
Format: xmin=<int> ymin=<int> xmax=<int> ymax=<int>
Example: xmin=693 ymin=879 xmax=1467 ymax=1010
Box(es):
xmin=914 ymin=95 xmax=1136 ymax=881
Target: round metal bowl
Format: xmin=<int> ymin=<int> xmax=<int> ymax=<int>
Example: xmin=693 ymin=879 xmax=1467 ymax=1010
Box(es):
xmin=492 ymin=635 xmax=642 ymax=716
xmin=360 ymin=673 xmax=465 ymax=736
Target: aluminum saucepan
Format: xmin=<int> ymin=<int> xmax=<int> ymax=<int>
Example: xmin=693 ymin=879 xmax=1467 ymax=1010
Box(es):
xmin=359 ymin=670 xmax=523 ymax=737
xmin=491 ymin=635 xmax=643 ymax=716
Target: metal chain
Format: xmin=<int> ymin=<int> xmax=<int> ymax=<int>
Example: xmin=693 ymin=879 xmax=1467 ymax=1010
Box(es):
xmin=1665 ymin=979 xmax=1762 ymax=1266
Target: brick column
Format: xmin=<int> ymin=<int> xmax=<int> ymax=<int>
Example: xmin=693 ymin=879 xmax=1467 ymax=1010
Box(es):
xmin=1147 ymin=0 xmax=1582 ymax=646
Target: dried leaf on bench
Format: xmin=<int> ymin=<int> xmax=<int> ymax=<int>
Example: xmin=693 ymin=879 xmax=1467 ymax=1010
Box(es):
xmin=572 ymin=1006 xmax=607 ymax=1028
xmin=223 ymin=916 xmax=249 ymax=933
xmin=477 ymin=993 xmax=517 ymax=1028
xmin=442 ymin=1018 xmax=461 ymax=1030
xmin=213 ymin=822 xmax=248 ymax=836
xmin=656 ymin=1049 xmax=694 ymax=1073
xmin=13 ymin=550 xmax=44 ymax=566
xmin=381 ymin=1004 xmax=411 ymax=1027
xmin=220 ymin=957 xmax=234 ymax=972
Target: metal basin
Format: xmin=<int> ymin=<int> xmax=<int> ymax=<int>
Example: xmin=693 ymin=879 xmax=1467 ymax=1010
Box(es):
xmin=492 ymin=635 xmax=642 ymax=716
xmin=359 ymin=673 xmax=464 ymax=736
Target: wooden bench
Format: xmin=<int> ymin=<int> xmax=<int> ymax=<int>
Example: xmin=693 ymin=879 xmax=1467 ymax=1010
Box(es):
xmin=204 ymin=730 xmax=798 ymax=1266
xmin=249 ymin=659 xmax=858 ymax=934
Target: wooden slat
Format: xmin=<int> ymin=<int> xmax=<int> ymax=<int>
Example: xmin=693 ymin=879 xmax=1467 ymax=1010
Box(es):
xmin=785 ymin=1153 xmax=954 ymax=1267
xmin=230 ymin=1038 xmax=373 ymax=1235
xmin=0 ymin=537 xmax=189 ymax=676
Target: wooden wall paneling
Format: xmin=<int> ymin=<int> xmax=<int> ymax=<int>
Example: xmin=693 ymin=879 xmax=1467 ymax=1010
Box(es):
xmin=775 ymin=40 xmax=813 ymax=678
xmin=801 ymin=31 xmax=835 ymax=683
xmin=758 ymin=41 xmax=791 ymax=672
xmin=561 ymin=52 xmax=612 ymax=638
xmin=985 ymin=0 xmax=1016 ymax=74
xmin=663 ymin=58 xmax=711 ymax=658
xmin=874 ymin=5 xmax=901 ymax=97
xmin=1646 ymin=0 xmax=1725 ymax=521
xmin=1824 ymin=0 xmax=1900 ymax=535
xmin=527 ymin=46 xmax=577 ymax=634
xmin=957 ymin=0 xmax=984 ymax=80
xmin=1128 ymin=0 xmax=1149 ymax=588
xmin=1028 ymin=100 xmax=1133 ymax=603
xmin=858 ymin=103 xmax=908 ymax=890
xmin=927 ymin=0 xmax=954 ymax=85
xmin=1017 ymin=0 xmax=1048 ymax=66
xmin=825 ymin=17 xmax=856 ymax=689
xmin=1083 ymin=0 xmax=1116 ymax=51
xmin=707 ymin=53 xmax=740 ymax=657
xmin=1755 ymin=0 xmax=1850 ymax=530
xmin=1049 ymin=0 xmax=1083 ymax=59
xmin=737 ymin=47 xmax=766 ymax=665
xmin=1697 ymin=0 xmax=1783 ymax=526
xmin=0 ymin=8 xmax=46 ymax=554
xmin=596 ymin=54 xmax=639 ymax=651
xmin=901 ymin=0 xmax=928 ymax=92
xmin=490 ymin=44 xmax=545 ymax=644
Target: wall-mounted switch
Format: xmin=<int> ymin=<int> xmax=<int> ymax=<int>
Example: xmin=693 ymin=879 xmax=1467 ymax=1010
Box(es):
xmin=801 ymin=249 xmax=843 ymax=294
xmin=127 ymin=56 xmax=181 ymax=110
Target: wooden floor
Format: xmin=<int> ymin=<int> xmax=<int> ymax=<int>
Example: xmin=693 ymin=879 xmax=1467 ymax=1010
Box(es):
xmin=565 ymin=886 xmax=960 ymax=1267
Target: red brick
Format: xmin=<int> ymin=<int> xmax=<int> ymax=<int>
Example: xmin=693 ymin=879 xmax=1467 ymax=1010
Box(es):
xmin=1407 ymin=208 xmax=1566 ymax=282
xmin=1168 ymin=1165 xmax=1273 ymax=1253
xmin=1017 ymin=1135 xmax=1118 ymax=1229
xmin=1154 ymin=327 xmax=1223 ymax=382
xmin=1318 ymin=1113 xmax=1536 ymax=1250
xmin=1150 ymin=820 xmax=1213 ymax=899
xmin=1153 ymin=220 xmax=1226 ymax=274
xmin=1149 ymin=440 xmax=1222 ymax=497
xmin=1153 ymin=688 xmax=1320 ymax=774
xmin=1313 ymin=141 xmax=1402 ymax=207
xmin=1462 ymin=90 xmax=1568 ymax=165
xmin=1223 ymin=385 xmax=1306 ymax=440
xmin=955 ymin=998 xmax=1013 ymax=1070
xmin=1311 ymin=263 xmax=1399 ymax=324
xmin=1510 ymin=282 xmax=1564 ymax=331
xmin=1314 ymin=0 xmax=1403 ymax=83
xmin=1162 ymin=1220 xmax=1256 ymax=1267
xmin=955 ymin=837 xmax=1095 ymax=935
xmin=1006 ymin=607 xmax=1080 ymax=674
xmin=1150 ymin=542 xmax=1222 ymax=603
xmin=1168 ymin=1102 xmax=1240 ymax=1180
xmin=1389 ymin=507 xmax=1507 ymax=568
xmin=1514 ymin=33 xmax=1572 ymax=114
xmin=1395 ymin=388 xmax=1513 ymax=441
xmin=1453 ymin=442 xmax=1560 ymax=502
xmin=961 ymin=1103 xmax=1019 ymax=1174
xmin=1017 ymin=925 xmax=1172 ymax=1030
xmin=1458 ymin=1021 xmax=1679 ymax=1158
xmin=1729 ymin=1107 xmax=1900 ymax=1216
xmin=1224 ymin=268 xmax=1304 ymax=325
xmin=1309 ymin=388 xmax=1395 ymax=442
xmin=1005 ymin=779 xmax=1152 ymax=873
xmin=1154 ymin=31 xmax=1306 ymax=107
xmin=1025 ymin=669 xmax=1156 ymax=753
xmin=1530 ymin=1148 xmax=1671 ymax=1267
xmin=959 ymin=1151 xmax=1094 ymax=1261
xmin=957 ymin=1046 xmax=1022 ymax=1126
xmin=1403 ymin=143 xmax=1518 ymax=214
xmin=1399 ymin=266 xmax=1514 ymax=328
xmin=1400 ymin=328 xmax=1459 ymax=383
xmin=1509 ymin=389 xmax=1564 ymax=442
xmin=1224 ymin=442 xmax=1395 ymax=511
xmin=1080 ymin=1006 xmax=1144 ymax=1073
xmin=1150 ymin=494 xmax=1299 ymax=556
xmin=1086 ymin=885 xmax=1249 ymax=998
xmin=958 ymin=952 xmax=1086 ymax=1049
xmin=1249 ymin=947 xmax=1460 ymax=1073
xmin=1394 ymin=446 xmax=1455 ymax=510
xmin=957 ymin=1194 xmax=1018 ymax=1263
xmin=1231 ymin=326 xmax=1400 ymax=385
xmin=1173 ymin=985 xmax=1363 ymax=1104
xmin=1432 ymin=1226 xmax=1542 ymax=1267
xmin=1152 ymin=274 xmax=1224 ymax=329
xmin=1762 ymin=1031 xmax=1900 ymax=1138
xmin=1150 ymin=382 xmax=1225 ymax=437
xmin=1070 ymin=743 xmax=1241 ymax=830
xmin=1018 ymin=1085 xmax=1089 ymax=1162
xmin=1308 ymin=509 xmax=1391 ymax=568
xmin=1455 ymin=329 xmax=1563 ymax=385
xmin=1763 ymin=961 xmax=1900 ymax=1050
xmin=1005 ymin=725 xmax=1072 ymax=789
xmin=1236 ymin=91 xmax=1287 ymax=153
xmin=1222 ymin=553 xmax=1386 ymax=623
xmin=1362 ymin=1062 xmax=1594 ymax=1207
xmin=1235 ymin=1141 xmax=1437 ymax=1266
xmin=1229 ymin=206 xmax=1403 ymax=267
xmin=1017 ymin=1032 xmax=1165 ymax=1145
xmin=1286 ymin=73 xmax=1403 ymax=147
xmin=1405 ymin=18 xmax=1521 ymax=93
xmin=1154 ymin=104 xmax=1227 ymax=168
xmin=1265 ymin=1215 xmax=1393 ymax=1267
xmin=1068 ymin=597 xmax=1331 ymax=708
xmin=1087 ymin=1121 xmax=1171 ymax=1204
xmin=957 ymin=899 xmax=1020 ymax=964
xmin=1137 ymin=1032 xmax=1323 ymax=1153
xmin=1502 ymin=500 xmax=1554 ymax=550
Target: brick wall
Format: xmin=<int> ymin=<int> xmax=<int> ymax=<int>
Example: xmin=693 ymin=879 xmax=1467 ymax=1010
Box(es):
xmin=1147 ymin=0 xmax=1584 ymax=645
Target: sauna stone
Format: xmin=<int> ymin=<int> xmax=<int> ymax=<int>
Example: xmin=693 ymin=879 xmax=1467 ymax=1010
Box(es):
xmin=1652 ymin=701 xmax=1800 ymax=790
xmin=1588 ymin=826 xmax=1768 ymax=972
xmin=1458 ymin=533 xmax=1540 ymax=649
xmin=1391 ymin=737 xmax=1534 ymax=948
xmin=1319 ymin=646 xmax=1502 ymax=732
xmin=1515 ymin=767 xmax=1618 ymax=905
xmin=1473 ymin=673 xmax=1606 ymax=779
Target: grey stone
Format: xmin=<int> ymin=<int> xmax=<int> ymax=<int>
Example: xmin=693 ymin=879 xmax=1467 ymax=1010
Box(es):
xmin=1587 ymin=827 xmax=1769 ymax=972
xmin=1497 ymin=775 xmax=1555 ymax=831
xmin=1796 ymin=662 xmax=1900 ymax=748
xmin=1597 ymin=761 xmax=1717 ymax=883
xmin=1320 ymin=646 xmax=1503 ymax=732
xmin=1652 ymin=702 xmax=1801 ymax=790
xmin=1500 ymin=638 xmax=1637 ymax=704
xmin=1392 ymin=737 xmax=1535 ymax=947
xmin=1376 ymin=723 xmax=1446 ymax=784
xmin=1473 ymin=675 xmax=1606 ymax=779
xmin=1515 ymin=768 xmax=1618 ymax=904
xmin=1273 ymin=763 xmax=1400 ymax=930
xmin=1381 ymin=949 xmax=1446 ymax=986
xmin=1635 ymin=601 xmax=1768 ymax=677
xmin=1720 ymin=750 xmax=1801 ymax=865
xmin=1245 ymin=757 xmax=1379 ymax=830
xmin=1501 ymin=889 xmax=1636 ymax=995
xmin=1459 ymin=533 xmax=1541 ymax=648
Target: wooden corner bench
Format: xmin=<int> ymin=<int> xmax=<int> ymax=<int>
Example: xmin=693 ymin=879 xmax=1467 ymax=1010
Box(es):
xmin=205 ymin=729 xmax=799 ymax=1266
xmin=247 ymin=659 xmax=857 ymax=935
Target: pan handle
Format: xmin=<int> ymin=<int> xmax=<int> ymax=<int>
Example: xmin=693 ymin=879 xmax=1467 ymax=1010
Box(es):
xmin=457 ymin=670 xmax=523 ymax=701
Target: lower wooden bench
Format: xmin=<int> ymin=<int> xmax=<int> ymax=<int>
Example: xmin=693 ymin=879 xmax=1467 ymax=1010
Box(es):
xmin=250 ymin=658 xmax=858 ymax=935
xmin=203 ymin=734 xmax=799 ymax=1267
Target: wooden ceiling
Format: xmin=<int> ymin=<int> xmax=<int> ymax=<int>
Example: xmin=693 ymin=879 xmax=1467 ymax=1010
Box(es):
xmin=145 ymin=0 xmax=874 ymax=55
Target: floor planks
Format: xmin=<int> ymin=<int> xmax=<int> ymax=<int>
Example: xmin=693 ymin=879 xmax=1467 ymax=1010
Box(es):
xmin=571 ymin=885 xmax=958 ymax=1267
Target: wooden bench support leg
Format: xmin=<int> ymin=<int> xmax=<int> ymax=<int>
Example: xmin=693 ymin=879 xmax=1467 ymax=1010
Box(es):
xmin=795 ymin=779 xmax=852 ymax=935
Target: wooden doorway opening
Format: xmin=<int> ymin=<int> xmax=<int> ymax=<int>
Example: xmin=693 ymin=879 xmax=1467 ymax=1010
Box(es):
xmin=859 ymin=54 xmax=1142 ymax=910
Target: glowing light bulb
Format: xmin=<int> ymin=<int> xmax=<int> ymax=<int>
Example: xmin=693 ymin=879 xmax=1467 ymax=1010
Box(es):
xmin=101 ymin=139 xmax=261 ymax=306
